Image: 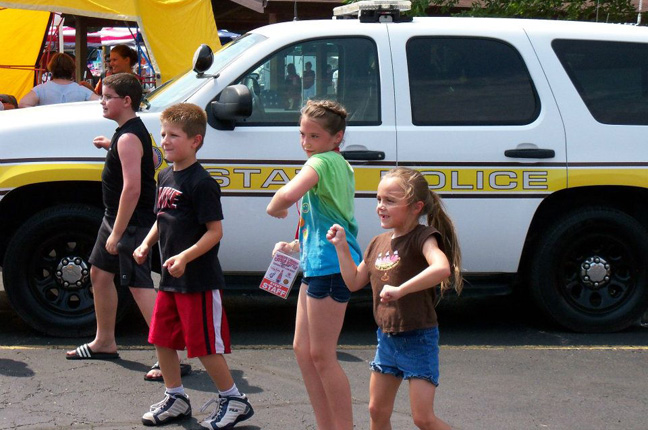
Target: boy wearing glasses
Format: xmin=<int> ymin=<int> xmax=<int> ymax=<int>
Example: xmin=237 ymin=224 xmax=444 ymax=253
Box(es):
xmin=66 ymin=73 xmax=159 ymax=369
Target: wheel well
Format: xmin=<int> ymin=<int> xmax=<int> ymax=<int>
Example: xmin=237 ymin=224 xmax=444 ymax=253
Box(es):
xmin=0 ymin=181 xmax=103 ymax=263
xmin=518 ymin=185 xmax=648 ymax=282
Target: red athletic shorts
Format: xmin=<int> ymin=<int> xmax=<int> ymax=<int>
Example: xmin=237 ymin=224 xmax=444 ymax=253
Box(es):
xmin=148 ymin=290 xmax=231 ymax=358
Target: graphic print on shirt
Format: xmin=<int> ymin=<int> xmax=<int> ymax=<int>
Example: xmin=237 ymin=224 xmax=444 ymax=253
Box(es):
xmin=157 ymin=186 xmax=182 ymax=215
xmin=375 ymin=250 xmax=400 ymax=281
xmin=300 ymin=201 xmax=310 ymax=242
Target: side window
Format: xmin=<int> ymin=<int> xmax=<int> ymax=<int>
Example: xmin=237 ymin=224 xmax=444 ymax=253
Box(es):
xmin=553 ymin=39 xmax=648 ymax=125
xmin=234 ymin=37 xmax=380 ymax=126
xmin=407 ymin=37 xmax=539 ymax=126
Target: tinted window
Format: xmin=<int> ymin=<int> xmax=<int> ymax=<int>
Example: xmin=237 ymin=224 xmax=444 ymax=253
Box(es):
xmin=407 ymin=37 xmax=539 ymax=125
xmin=553 ymin=39 xmax=648 ymax=125
xmin=234 ymin=38 xmax=380 ymax=126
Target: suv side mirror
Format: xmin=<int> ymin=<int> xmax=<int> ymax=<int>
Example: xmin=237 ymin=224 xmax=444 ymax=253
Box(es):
xmin=193 ymin=44 xmax=214 ymax=76
xmin=209 ymin=85 xmax=253 ymax=130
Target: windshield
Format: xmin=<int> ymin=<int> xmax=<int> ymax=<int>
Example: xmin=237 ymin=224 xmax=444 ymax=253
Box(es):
xmin=143 ymin=33 xmax=267 ymax=112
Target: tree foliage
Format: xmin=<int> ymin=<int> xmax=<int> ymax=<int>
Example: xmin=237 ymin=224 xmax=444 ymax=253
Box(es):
xmin=425 ymin=0 xmax=639 ymax=23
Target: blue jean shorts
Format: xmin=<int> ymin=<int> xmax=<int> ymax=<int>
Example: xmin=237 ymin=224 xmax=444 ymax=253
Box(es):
xmin=370 ymin=326 xmax=440 ymax=386
xmin=302 ymin=273 xmax=351 ymax=303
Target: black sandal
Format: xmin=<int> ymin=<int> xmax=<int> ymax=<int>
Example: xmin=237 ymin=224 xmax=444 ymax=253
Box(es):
xmin=144 ymin=361 xmax=192 ymax=381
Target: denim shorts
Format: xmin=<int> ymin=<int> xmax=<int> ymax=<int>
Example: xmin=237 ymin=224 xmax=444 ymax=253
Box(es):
xmin=370 ymin=326 xmax=440 ymax=386
xmin=302 ymin=273 xmax=351 ymax=303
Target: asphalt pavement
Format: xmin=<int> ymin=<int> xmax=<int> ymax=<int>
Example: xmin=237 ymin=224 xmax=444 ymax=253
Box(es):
xmin=1 ymin=290 xmax=647 ymax=430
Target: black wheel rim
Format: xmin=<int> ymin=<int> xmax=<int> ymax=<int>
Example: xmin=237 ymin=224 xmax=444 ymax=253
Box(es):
xmin=25 ymin=228 xmax=96 ymax=319
xmin=558 ymin=227 xmax=637 ymax=315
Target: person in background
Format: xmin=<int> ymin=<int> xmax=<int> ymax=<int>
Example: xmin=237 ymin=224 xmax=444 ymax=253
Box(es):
xmin=323 ymin=64 xmax=334 ymax=95
xmin=284 ymin=63 xmax=302 ymax=110
xmin=95 ymin=44 xmax=139 ymax=95
xmin=302 ymin=61 xmax=315 ymax=100
xmin=18 ymin=52 xmax=99 ymax=108
xmin=0 ymin=94 xmax=18 ymax=110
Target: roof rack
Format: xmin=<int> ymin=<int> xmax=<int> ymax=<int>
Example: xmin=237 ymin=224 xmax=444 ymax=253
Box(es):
xmin=333 ymin=0 xmax=412 ymax=23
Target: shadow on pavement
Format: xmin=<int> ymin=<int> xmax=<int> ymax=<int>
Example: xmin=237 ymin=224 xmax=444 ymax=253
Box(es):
xmin=1 ymin=289 xmax=646 ymax=349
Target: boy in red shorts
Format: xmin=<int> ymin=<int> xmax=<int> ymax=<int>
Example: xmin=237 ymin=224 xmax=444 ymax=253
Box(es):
xmin=133 ymin=103 xmax=253 ymax=428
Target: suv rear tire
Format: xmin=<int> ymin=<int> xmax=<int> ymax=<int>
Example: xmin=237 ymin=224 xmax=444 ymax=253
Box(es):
xmin=3 ymin=205 xmax=133 ymax=337
xmin=529 ymin=206 xmax=648 ymax=333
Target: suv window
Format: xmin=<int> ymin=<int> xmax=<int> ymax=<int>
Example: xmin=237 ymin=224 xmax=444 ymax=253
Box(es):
xmin=407 ymin=37 xmax=539 ymax=126
xmin=234 ymin=37 xmax=380 ymax=126
xmin=553 ymin=39 xmax=648 ymax=125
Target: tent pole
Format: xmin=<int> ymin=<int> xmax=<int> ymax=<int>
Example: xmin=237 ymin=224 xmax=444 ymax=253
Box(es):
xmin=74 ymin=16 xmax=88 ymax=83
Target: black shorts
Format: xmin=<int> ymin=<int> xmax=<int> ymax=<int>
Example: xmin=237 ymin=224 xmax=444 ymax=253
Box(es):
xmin=89 ymin=217 xmax=154 ymax=288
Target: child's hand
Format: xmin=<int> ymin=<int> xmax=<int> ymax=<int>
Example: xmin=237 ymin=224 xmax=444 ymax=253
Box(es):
xmin=163 ymin=254 xmax=187 ymax=278
xmin=93 ymin=136 xmax=110 ymax=150
xmin=133 ymin=244 xmax=149 ymax=265
xmin=326 ymin=224 xmax=347 ymax=246
xmin=105 ymin=232 xmax=120 ymax=255
xmin=379 ymin=284 xmax=403 ymax=303
xmin=272 ymin=241 xmax=297 ymax=256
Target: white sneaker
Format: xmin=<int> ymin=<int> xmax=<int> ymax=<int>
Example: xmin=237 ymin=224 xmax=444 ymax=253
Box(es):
xmin=142 ymin=393 xmax=191 ymax=426
xmin=200 ymin=394 xmax=254 ymax=429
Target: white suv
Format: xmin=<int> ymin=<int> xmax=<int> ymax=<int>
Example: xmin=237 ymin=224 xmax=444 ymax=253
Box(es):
xmin=1 ymin=2 xmax=647 ymax=334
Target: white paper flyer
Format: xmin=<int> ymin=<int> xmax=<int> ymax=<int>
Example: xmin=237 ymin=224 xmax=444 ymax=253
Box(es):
xmin=259 ymin=251 xmax=300 ymax=299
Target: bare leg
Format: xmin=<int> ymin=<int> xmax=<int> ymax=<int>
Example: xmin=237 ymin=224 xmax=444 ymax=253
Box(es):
xmin=409 ymin=379 xmax=451 ymax=430
xmin=293 ymin=285 xmax=353 ymax=430
xmin=369 ymin=372 xmax=401 ymax=430
xmin=157 ymin=346 xmax=181 ymax=389
xmin=306 ymin=294 xmax=353 ymax=430
xmin=67 ymin=266 xmax=118 ymax=355
xmin=132 ymin=287 xmax=186 ymax=380
xmin=293 ymin=285 xmax=336 ymax=430
xmin=199 ymin=354 xmax=235 ymax=391
xmin=130 ymin=286 xmax=157 ymax=326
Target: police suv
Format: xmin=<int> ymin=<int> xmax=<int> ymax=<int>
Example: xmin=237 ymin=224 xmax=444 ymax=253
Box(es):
xmin=1 ymin=1 xmax=647 ymax=335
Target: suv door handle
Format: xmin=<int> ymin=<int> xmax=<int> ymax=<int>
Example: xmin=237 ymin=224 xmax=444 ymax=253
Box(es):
xmin=341 ymin=150 xmax=386 ymax=161
xmin=504 ymin=148 xmax=555 ymax=159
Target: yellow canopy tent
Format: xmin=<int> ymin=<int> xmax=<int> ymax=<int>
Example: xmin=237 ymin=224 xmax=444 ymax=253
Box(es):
xmin=0 ymin=0 xmax=221 ymax=101
xmin=0 ymin=8 xmax=50 ymax=102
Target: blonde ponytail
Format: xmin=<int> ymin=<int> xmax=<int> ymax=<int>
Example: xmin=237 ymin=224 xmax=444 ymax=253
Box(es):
xmin=426 ymin=191 xmax=463 ymax=295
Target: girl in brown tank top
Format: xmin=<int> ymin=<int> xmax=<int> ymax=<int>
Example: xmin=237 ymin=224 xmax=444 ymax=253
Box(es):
xmin=327 ymin=167 xmax=463 ymax=430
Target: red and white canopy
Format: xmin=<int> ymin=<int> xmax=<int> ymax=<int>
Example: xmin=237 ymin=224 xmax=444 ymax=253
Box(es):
xmin=46 ymin=26 xmax=140 ymax=49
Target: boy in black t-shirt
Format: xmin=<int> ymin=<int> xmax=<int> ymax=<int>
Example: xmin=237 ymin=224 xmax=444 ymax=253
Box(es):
xmin=134 ymin=103 xmax=254 ymax=428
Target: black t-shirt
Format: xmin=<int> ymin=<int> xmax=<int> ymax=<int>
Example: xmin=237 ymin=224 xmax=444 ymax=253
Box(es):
xmin=101 ymin=116 xmax=156 ymax=227
xmin=156 ymin=162 xmax=225 ymax=293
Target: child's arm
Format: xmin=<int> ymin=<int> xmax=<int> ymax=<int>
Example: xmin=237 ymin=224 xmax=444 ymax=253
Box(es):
xmin=133 ymin=221 xmax=159 ymax=265
xmin=379 ymin=236 xmax=451 ymax=303
xmin=105 ymin=134 xmax=143 ymax=255
xmin=164 ymin=220 xmax=223 ymax=278
xmin=266 ymin=166 xmax=318 ymax=218
xmin=327 ymin=224 xmax=369 ymax=292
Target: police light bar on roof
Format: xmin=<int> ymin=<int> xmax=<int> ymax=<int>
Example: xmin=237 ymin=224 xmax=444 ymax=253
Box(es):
xmin=333 ymin=0 xmax=412 ymax=23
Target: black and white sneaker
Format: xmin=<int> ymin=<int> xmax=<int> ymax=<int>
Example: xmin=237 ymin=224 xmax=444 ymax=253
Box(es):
xmin=199 ymin=394 xmax=254 ymax=429
xmin=142 ymin=393 xmax=191 ymax=426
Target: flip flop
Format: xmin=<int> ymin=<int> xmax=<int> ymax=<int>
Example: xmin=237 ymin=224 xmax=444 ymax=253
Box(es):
xmin=66 ymin=343 xmax=120 ymax=360
xmin=144 ymin=361 xmax=192 ymax=382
